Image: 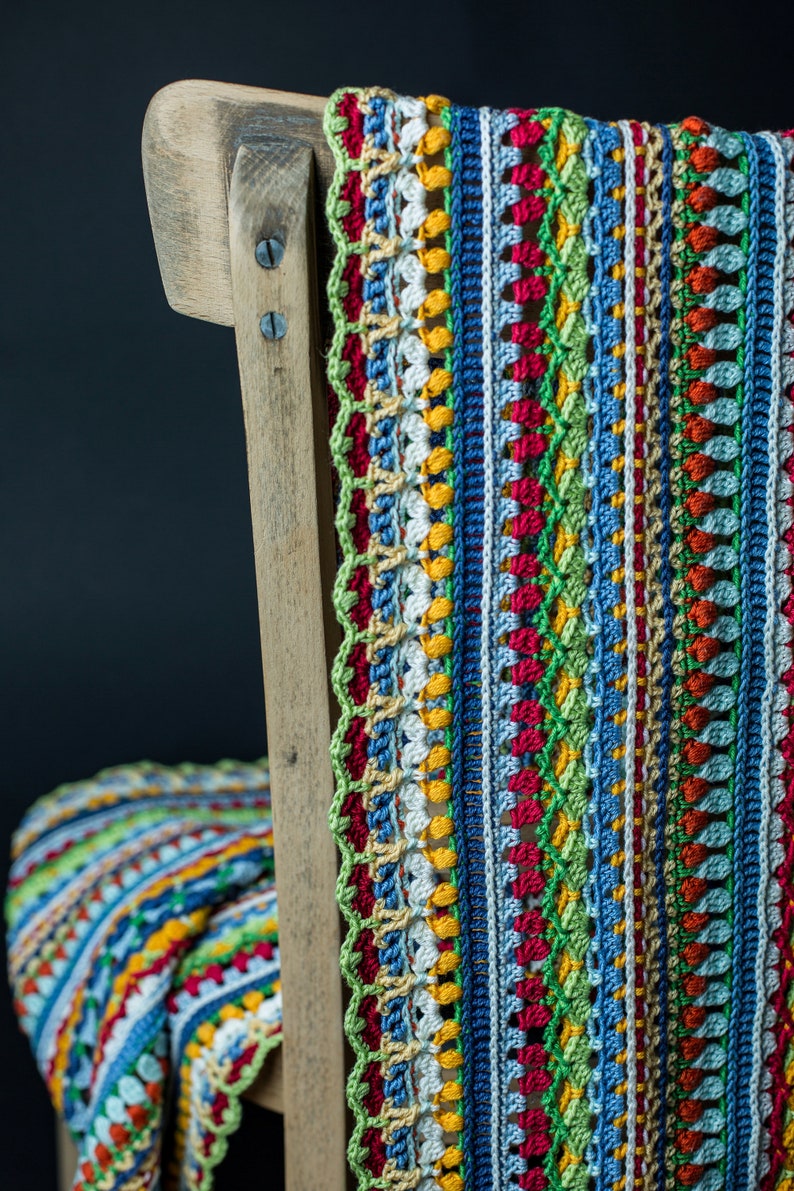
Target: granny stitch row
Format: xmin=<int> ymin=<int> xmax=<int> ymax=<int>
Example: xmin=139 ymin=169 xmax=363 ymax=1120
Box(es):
xmin=325 ymin=92 xmax=794 ymax=1191
xmin=9 ymin=87 xmax=794 ymax=1191
xmin=6 ymin=761 xmax=281 ymax=1191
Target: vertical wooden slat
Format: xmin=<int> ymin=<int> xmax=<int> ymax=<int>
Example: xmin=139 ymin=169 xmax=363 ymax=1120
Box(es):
xmin=57 ymin=1120 xmax=77 ymax=1190
xmin=227 ymin=141 xmax=346 ymax=1191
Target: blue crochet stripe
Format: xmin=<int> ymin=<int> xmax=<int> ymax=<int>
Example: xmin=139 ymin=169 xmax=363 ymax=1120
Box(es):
xmin=12 ymin=772 xmax=269 ymax=870
xmin=653 ymin=120 xmax=675 ymax=1191
xmin=582 ymin=118 xmax=627 ymax=1189
xmin=34 ymin=828 xmax=267 ymax=1064
xmin=729 ymin=130 xmax=775 ymax=1190
xmin=360 ymin=94 xmax=413 ymax=1173
xmin=10 ymin=805 xmax=258 ymax=932
xmin=66 ymin=846 xmax=273 ymax=1124
xmin=448 ymin=102 xmax=493 ymax=1190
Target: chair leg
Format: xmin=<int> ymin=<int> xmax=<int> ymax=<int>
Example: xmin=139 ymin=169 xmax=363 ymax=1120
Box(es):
xmin=56 ymin=1118 xmax=77 ymax=1191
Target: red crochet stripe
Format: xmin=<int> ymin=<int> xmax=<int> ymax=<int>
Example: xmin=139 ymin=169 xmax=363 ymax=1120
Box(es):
xmin=669 ymin=116 xmax=752 ymax=1177
xmin=671 ymin=117 xmax=721 ymax=1173
xmin=503 ymin=108 xmax=554 ymax=1191
xmin=337 ymin=96 xmax=385 ymax=1181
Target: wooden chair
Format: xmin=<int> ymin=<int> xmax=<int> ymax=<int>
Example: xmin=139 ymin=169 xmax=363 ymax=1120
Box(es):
xmin=57 ymin=79 xmax=348 ymax=1191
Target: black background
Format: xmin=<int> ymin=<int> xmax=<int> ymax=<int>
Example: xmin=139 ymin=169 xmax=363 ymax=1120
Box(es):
xmin=2 ymin=2 xmax=793 ymax=1186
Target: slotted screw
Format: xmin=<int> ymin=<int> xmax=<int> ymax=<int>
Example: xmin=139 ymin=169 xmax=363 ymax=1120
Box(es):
xmin=260 ymin=312 xmax=287 ymax=340
xmin=255 ymin=237 xmax=285 ymax=269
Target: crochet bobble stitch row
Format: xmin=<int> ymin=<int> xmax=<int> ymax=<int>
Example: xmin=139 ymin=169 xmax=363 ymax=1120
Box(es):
xmin=326 ymin=91 xmax=794 ymax=1191
xmin=326 ymin=89 xmax=463 ymax=1191
xmin=7 ymin=761 xmax=281 ymax=1191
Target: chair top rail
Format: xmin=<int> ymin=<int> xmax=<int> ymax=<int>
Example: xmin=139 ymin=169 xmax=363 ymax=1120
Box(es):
xmin=142 ymin=79 xmax=331 ymax=327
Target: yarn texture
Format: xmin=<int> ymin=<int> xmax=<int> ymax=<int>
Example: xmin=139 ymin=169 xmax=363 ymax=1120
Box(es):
xmin=325 ymin=90 xmax=794 ymax=1191
xmin=8 ymin=86 xmax=794 ymax=1191
xmin=6 ymin=761 xmax=281 ymax=1191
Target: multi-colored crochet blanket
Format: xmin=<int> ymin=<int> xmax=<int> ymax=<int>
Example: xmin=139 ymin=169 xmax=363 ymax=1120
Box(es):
xmin=6 ymin=761 xmax=281 ymax=1191
xmin=325 ymin=90 xmax=794 ymax=1191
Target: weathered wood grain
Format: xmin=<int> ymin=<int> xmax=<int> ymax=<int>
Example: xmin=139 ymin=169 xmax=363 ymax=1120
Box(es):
xmin=142 ymin=80 xmax=331 ymax=326
xmin=137 ymin=79 xmax=350 ymax=1190
xmin=227 ymin=141 xmax=345 ymax=1190
xmin=57 ymin=1121 xmax=77 ymax=1190
xmin=245 ymin=1044 xmax=284 ymax=1114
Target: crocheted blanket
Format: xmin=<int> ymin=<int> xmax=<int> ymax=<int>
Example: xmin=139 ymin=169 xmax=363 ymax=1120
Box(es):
xmin=6 ymin=762 xmax=281 ymax=1191
xmin=10 ymin=89 xmax=794 ymax=1191
xmin=326 ymin=91 xmax=794 ymax=1191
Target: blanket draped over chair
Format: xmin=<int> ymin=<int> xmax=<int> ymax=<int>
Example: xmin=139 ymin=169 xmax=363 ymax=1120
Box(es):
xmin=9 ymin=87 xmax=794 ymax=1191
xmin=325 ymin=89 xmax=794 ymax=1191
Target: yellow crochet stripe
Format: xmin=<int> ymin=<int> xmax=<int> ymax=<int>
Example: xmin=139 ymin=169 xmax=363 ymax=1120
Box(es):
xmin=414 ymin=92 xmax=465 ymax=1191
xmin=608 ymin=133 xmax=630 ymax=1191
xmin=48 ymin=837 xmax=266 ymax=1112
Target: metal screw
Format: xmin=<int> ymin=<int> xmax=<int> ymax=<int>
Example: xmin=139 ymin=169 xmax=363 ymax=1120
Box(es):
xmin=255 ymin=237 xmax=285 ymax=269
xmin=260 ymin=312 xmax=287 ymax=340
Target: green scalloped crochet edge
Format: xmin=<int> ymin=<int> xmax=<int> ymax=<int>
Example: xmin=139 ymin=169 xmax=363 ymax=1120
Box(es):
xmin=323 ymin=86 xmax=388 ymax=1191
xmin=186 ymin=1023 xmax=282 ymax=1191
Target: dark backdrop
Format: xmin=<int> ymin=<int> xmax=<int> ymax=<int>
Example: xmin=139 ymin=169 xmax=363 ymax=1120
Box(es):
xmin=2 ymin=2 xmax=793 ymax=1186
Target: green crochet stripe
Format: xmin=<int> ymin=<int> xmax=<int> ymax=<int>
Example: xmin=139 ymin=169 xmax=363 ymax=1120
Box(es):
xmin=529 ymin=108 xmax=595 ymax=1190
xmin=172 ymin=1028 xmax=282 ymax=1190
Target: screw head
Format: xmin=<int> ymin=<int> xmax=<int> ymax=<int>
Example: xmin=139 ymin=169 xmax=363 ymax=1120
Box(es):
xmin=255 ymin=237 xmax=285 ymax=269
xmin=260 ymin=311 xmax=287 ymax=340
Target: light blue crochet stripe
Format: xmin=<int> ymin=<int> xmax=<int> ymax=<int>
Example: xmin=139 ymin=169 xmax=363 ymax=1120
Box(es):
xmin=729 ymin=130 xmax=776 ymax=1191
xmin=33 ymin=825 xmax=264 ymax=1067
xmin=747 ymin=131 xmax=794 ymax=1190
xmin=475 ymin=100 xmax=503 ymax=1187
xmin=582 ymin=117 xmax=627 ymax=1190
xmin=721 ymin=127 xmax=754 ymax=1191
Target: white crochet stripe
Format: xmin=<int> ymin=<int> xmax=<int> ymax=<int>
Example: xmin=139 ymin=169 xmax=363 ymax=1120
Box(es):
xmin=476 ymin=103 xmax=505 ymax=1190
xmin=391 ymin=93 xmax=448 ymax=1187
xmin=579 ymin=123 xmax=605 ymax=1169
xmin=618 ymin=117 xmax=639 ymax=1183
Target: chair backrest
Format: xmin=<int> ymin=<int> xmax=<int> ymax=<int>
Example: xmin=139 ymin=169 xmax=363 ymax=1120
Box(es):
xmin=143 ymin=79 xmax=347 ymax=1191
